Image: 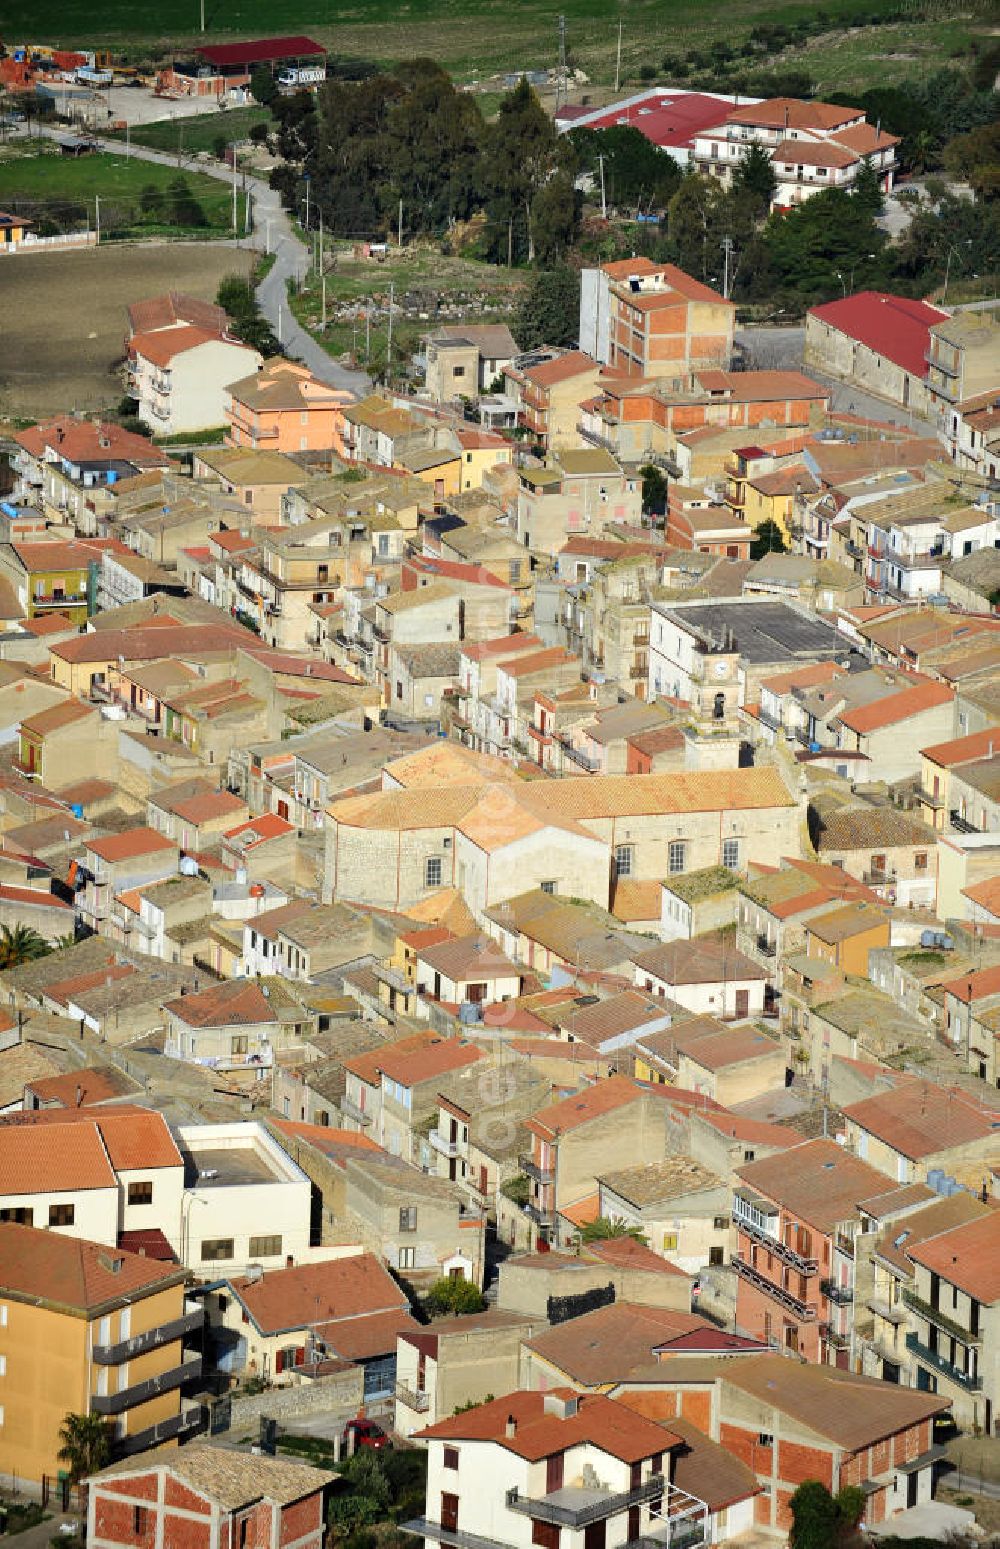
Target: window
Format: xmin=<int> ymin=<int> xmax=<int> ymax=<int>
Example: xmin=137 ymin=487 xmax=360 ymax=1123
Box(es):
xmin=615 ymin=843 xmax=634 ymax=877
xmin=722 ymin=838 xmax=740 ymax=869
xmin=915 ymin=852 xmax=928 ymax=871
xmin=662 ymin=1233 xmax=678 ymax=1251
xmin=443 ymin=1446 xmax=460 ymax=1470
xmin=0 ymin=1208 xmax=33 ymax=1227
xmin=399 ymin=1206 xmax=418 ymax=1232
xmin=399 ymin=1246 xmax=415 ymax=1269
xmin=709 ymin=1246 xmax=724 ymax=1266
xmin=231 ymin=1035 xmax=248 ymax=1057
xmin=201 ymin=1238 xmax=235 ymax=1263
xmin=133 ymin=1507 xmax=147 ymax=1536
xmin=713 ymin=1216 xmax=728 ymax=1230
xmin=0 ymin=1355 xmax=6 ymax=1376
xmin=758 ymin=1433 xmax=774 ymax=1448
xmin=48 ymin=1203 xmax=75 ymax=1227
xmin=249 ymin=1235 xmax=282 ymax=1258
xmin=540 ymin=880 xmax=557 ymax=895
xmin=668 ymin=841 xmax=686 ymax=875
xmin=425 ymin=857 xmax=443 ymax=888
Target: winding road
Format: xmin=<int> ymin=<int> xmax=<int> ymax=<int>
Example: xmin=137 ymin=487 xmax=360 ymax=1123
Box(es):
xmin=40 ymin=126 xmax=370 ymax=395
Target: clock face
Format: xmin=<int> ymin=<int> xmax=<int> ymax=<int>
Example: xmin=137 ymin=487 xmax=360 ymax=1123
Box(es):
xmin=713 ymin=661 xmax=728 ymax=679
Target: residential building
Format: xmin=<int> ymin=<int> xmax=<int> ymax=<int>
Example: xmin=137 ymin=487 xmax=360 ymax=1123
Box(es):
xmin=191 ymin=446 xmax=311 ymax=520
xmin=394 ymin=1310 xmax=538 ymax=1436
xmin=904 ymin=1210 xmax=999 ymax=1434
xmin=1 ymin=537 xmax=101 ymax=624
xmin=732 ymin=1136 xmax=897 ymax=1363
xmin=580 ymin=258 xmax=734 ymax=375
xmin=224 ymin=358 xmax=354 ymax=454
xmin=423 ymin=324 xmax=519 ymax=400
xmin=16 ymin=699 xmax=119 ymax=789
xmin=631 ymin=939 xmax=769 ymax=1021
xmin=557 ymin=87 xmax=752 ymax=165
xmin=128 ymin=327 xmax=261 ymax=435
xmin=205 ymin=1252 xmax=417 ymax=1398
xmin=693 ymin=98 xmax=898 ymax=207
xmin=87 ymin=1446 xmax=332 ymax=1549
xmin=596 ymin=1157 xmax=730 ymax=1273
xmin=0 ymin=1222 xmax=202 ymax=1483
xmin=842 ymin=1079 xmax=1000 ymax=1185
xmin=10 ymin=418 xmax=168 ymax=527
xmin=804 ymin=902 xmax=891 ymax=977
xmin=811 ymin=806 xmax=938 ymax=910
xmin=342 ymin=1152 xmax=485 ymax=1288
xmin=405 ymin=1389 xmax=749 ymax=1549
xmin=925 ymin=312 xmax=1000 ymax=422
xmin=918 ymin=727 xmax=1000 ymax=832
xmin=647 ymin=597 xmax=843 ymax=708
xmin=516 ymin=451 xmax=641 ymax=554
xmin=162 ymin=979 xmax=310 ymax=1078
xmin=503 ymin=351 xmax=606 ymax=452
xmin=77 ymin=829 xmax=179 ymax=934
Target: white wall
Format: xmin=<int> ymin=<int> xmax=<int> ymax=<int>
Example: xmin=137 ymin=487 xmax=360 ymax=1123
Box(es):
xmin=0 ymin=1184 xmax=118 ymax=1244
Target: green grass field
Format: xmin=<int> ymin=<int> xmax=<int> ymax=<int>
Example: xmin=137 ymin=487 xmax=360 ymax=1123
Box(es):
xmin=12 ymin=0 xmax=982 ymax=85
xmin=0 ymin=144 xmax=249 ymax=236
xmin=109 ymin=104 xmax=269 ymax=154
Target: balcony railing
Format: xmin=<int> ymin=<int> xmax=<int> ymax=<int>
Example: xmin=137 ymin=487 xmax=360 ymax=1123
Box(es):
xmin=506 ymin=1473 xmax=666 ymax=1528
xmin=756 ymin=935 xmax=776 ymax=958
xmin=868 ymin=1296 xmax=907 ymax=1326
xmin=519 ymin=1153 xmax=554 ymax=1184
xmin=905 ymin=1333 xmax=981 ymax=1390
xmin=91 ymin=1356 xmax=202 ymax=1415
xmin=115 ymin=1406 xmax=204 ymax=1456
xmin=429 ymin=1130 xmax=460 ymax=1160
xmin=822 ymin=1325 xmax=851 ymax=1350
xmin=93 ymin=1307 xmax=203 ymax=1365
xmin=395 ymin=1382 xmax=430 ymax=1412
xmin=732 ymin=1255 xmax=818 ymax=1321
xmin=732 ymin=1209 xmax=818 ymax=1273
xmin=902 ymin=1288 xmax=981 ymax=1344
xmin=863 ymin=868 xmax=896 ymax=886
xmin=821 ymin=1278 xmax=854 ymax=1306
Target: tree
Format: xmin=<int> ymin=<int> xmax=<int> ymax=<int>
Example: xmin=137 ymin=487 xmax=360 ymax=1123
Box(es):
xmin=0 ymin=924 xmax=51 ymax=969
xmin=851 ymin=156 xmax=884 ymax=217
xmin=569 ymin=124 xmax=682 ymax=211
xmin=640 ymin=463 xmax=668 ymax=518
xmin=750 ymin=519 xmax=787 ymax=560
xmin=480 ymin=78 xmax=564 ymax=264
xmin=513 ymin=265 xmax=579 ymax=350
xmin=425 ymin=1277 xmax=486 ymax=1316
xmin=250 ymin=64 xmax=278 ymax=107
xmin=580 ymin=1216 xmax=648 ymax=1244
xmin=732 ymin=142 xmax=776 ymax=219
xmin=666 ymin=173 xmax=728 ymax=282
xmin=529 ymin=173 xmax=580 ymax=267
xmin=58 ymin=1412 xmax=111 ymax=1484
xmin=944 ymin=122 xmax=1000 ymax=201
xmin=167 ymin=175 xmax=207 ymax=229
xmin=789 ymin=1482 xmax=842 ymax=1549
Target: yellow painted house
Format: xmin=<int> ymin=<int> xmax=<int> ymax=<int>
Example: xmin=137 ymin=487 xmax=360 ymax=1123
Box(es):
xmin=0 ymin=1223 xmax=199 ymax=1485
xmin=3 ymin=540 xmax=97 ymax=626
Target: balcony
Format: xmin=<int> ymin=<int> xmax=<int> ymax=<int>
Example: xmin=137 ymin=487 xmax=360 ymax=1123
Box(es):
xmin=756 ymin=935 xmax=776 ymax=958
xmin=115 ymin=1405 xmax=204 ymax=1456
xmin=919 ymin=788 xmax=945 ymax=810
xmin=905 ymin=1333 xmax=982 ymax=1390
xmin=519 ymin=1153 xmax=554 ymax=1185
xmin=557 ymin=737 xmax=600 ymax=773
xmin=732 ymin=1208 xmax=818 ymax=1274
xmin=395 ymin=1382 xmax=430 ymax=1412
xmin=726 ymin=483 xmax=746 ymax=509
xmin=902 ymin=1288 xmax=981 ymax=1344
xmin=402 ymin=1518 xmax=513 ymax=1549
xmin=868 ymin=1296 xmax=907 ymax=1326
xmin=524 ymin=1200 xmax=554 ymax=1227
xmin=822 ymin=1325 xmax=851 ymax=1351
xmin=821 ymin=1278 xmax=854 ymax=1306
xmin=91 ymin=1355 xmax=202 ymax=1415
xmin=863 ymin=868 xmax=896 ymax=887
xmin=340 ymin=1095 xmax=372 ymax=1126
xmin=429 ymin=1129 xmax=460 ymax=1160
xmin=93 ymin=1306 xmax=203 ymax=1365
xmin=733 ymin=1254 xmax=818 ymax=1321
xmin=845 ymin=539 xmax=865 ymax=559
xmin=506 ymin=1473 xmax=666 ymax=1528
xmin=33 ymin=590 xmax=87 ymax=609
xmin=950 ymin=810 xmax=980 ymax=835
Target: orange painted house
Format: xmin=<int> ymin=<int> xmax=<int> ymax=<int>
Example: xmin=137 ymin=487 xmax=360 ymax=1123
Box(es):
xmin=224 ymin=358 xmax=354 ymax=456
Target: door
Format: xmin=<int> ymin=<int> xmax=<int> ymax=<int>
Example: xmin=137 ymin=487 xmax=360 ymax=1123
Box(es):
xmin=546 ymin=1454 xmax=564 ymax=1493
xmin=441 ymin=1495 xmax=459 ymax=1533
xmin=907 ymin=1471 xmax=918 ymax=1509
xmin=584 ymin=1525 xmax=606 ymax=1549
xmin=735 ymin=989 xmax=749 ymax=1019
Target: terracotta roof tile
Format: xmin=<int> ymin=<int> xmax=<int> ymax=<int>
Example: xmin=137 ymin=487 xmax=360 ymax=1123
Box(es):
xmin=907 ymin=1211 xmax=1000 ymax=1305
xmin=838 ymin=679 xmax=953 ymax=734
xmin=230 ymin=1251 xmax=409 ymax=1336
xmin=85 ymin=827 xmax=177 ymax=864
xmin=419 ymin=1387 xmax=682 ymax=1462
xmin=0 ymin=1222 xmax=184 ymax=1310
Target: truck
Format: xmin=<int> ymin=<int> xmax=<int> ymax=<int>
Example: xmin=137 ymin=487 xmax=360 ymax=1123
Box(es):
xmin=75 ymin=66 xmax=114 ymax=88
xmin=276 ymin=66 xmax=326 ymax=88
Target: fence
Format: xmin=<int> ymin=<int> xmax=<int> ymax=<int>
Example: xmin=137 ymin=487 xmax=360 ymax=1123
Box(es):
xmin=2 ymin=232 xmax=98 ymax=254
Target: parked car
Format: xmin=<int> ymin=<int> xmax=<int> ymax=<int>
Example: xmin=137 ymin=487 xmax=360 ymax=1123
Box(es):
xmin=343 ymin=1418 xmax=391 ymax=1451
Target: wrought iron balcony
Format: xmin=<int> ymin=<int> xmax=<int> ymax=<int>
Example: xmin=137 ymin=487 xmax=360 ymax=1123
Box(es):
xmin=93 ymin=1307 xmax=203 ymax=1365
xmin=732 ymin=1208 xmax=818 ymax=1274
xmin=902 ymin=1288 xmax=981 ymax=1344
xmin=506 ymin=1474 xmax=666 ymax=1528
xmin=821 ymin=1278 xmax=854 ymax=1306
xmin=519 ymin=1153 xmax=554 ymax=1184
xmin=732 ymin=1255 xmax=818 ymax=1322
xmin=91 ymin=1356 xmax=202 ymax=1415
xmin=905 ymin=1333 xmax=981 ymax=1390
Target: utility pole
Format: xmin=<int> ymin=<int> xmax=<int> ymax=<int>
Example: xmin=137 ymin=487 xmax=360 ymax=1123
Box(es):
xmin=200 ymin=0 xmax=205 ymax=30
xmin=598 ymin=153 xmax=606 ymax=220
xmin=232 ymin=178 xmax=237 ymax=233
xmin=721 ymin=235 xmax=734 ymax=300
xmin=125 ymin=118 xmax=130 ymax=160
xmin=398 ymin=197 xmax=403 ymax=248
xmin=365 ymin=304 xmax=371 ymax=363
xmin=556 ymin=14 xmax=566 ymax=110
xmin=615 ymin=18 xmax=622 ymax=95
xmin=319 ymin=208 xmax=323 ymax=273
xmin=245 ymin=187 xmax=251 ymax=236
xmin=321 ymin=273 xmax=326 ymax=329
xmin=95 ymin=194 xmax=100 ymax=244
xmin=304 ymin=174 xmax=310 ymax=230
xmin=386 ymin=281 xmax=394 ymax=380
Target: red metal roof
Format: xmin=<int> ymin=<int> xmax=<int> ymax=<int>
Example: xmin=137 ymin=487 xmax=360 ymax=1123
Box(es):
xmin=195 ymin=35 xmax=325 ymax=67
xmin=808 ymin=291 xmax=948 ymax=380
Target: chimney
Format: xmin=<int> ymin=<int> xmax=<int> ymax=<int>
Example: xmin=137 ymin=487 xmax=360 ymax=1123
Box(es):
xmin=505 ymin=1415 xmax=517 ymax=1440
xmin=75 ymin=1083 xmax=83 ymax=1108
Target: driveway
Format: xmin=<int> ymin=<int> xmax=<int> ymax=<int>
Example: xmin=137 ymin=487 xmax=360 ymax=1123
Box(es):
xmin=38 ymin=127 xmax=369 ymax=396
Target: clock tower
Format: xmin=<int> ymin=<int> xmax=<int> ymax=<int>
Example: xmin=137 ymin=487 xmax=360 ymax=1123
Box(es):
xmin=691 ymin=625 xmax=740 ymax=731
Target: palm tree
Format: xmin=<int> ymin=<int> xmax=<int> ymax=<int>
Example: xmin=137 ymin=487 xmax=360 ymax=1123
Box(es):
xmin=580 ymin=1216 xmax=648 ymax=1245
xmin=0 ymin=924 xmax=52 ymax=970
xmin=58 ymin=1412 xmax=112 ymax=1484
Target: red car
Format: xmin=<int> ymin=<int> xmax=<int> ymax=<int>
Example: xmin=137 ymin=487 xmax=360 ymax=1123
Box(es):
xmin=344 ymin=1418 xmax=391 ymax=1451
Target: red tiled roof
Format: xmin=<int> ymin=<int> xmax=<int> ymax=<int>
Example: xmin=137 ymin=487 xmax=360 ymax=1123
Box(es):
xmin=130 ymin=325 xmax=233 ymax=369
xmin=726 ymin=98 xmax=862 ymax=132
xmin=419 ymin=1389 xmax=681 ymax=1464
xmin=921 ymin=726 xmax=1000 ymax=768
xmin=163 ymin=979 xmax=276 ymax=1028
xmin=195 ymin=34 xmax=326 ymax=66
xmin=940 ymin=962 xmax=1000 ymax=1004
xmin=907 ymin=1212 xmax=1000 ymax=1306
xmin=224 ymin=813 xmax=295 ymax=845
xmin=838 ymin=679 xmax=953 ymax=734
xmin=85 ymin=828 xmax=176 ymax=864
xmin=0 ymin=1106 xmax=182 ymax=1171
xmin=229 ymin=1251 xmax=407 ymax=1336
xmin=527 ymin=1075 xmax=642 ymax=1139
xmin=808 ymin=292 xmax=948 ymax=380
xmin=0 ymin=883 xmax=71 ymax=911
xmin=520 ymin=352 xmax=598 ymax=388
xmin=0 ymin=1222 xmax=184 ymax=1307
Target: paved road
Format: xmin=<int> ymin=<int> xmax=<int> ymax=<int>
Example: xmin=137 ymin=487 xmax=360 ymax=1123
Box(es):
xmin=38 ymin=127 xmax=369 ymax=396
